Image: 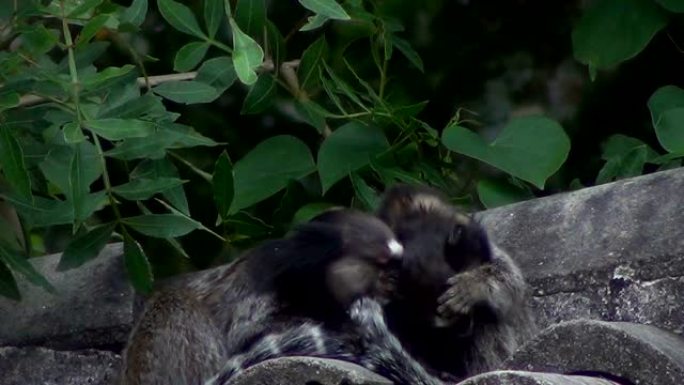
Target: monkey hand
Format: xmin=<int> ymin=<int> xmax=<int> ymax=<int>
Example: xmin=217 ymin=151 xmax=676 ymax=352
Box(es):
xmin=435 ymin=267 xmax=493 ymax=327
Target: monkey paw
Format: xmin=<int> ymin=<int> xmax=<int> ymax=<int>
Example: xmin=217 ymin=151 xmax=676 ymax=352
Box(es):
xmin=436 ymin=271 xmax=489 ymax=325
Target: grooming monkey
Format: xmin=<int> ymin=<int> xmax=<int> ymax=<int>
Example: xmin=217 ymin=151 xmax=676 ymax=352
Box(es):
xmin=378 ymin=184 xmax=537 ymax=380
xmin=121 ymin=209 xmax=405 ymax=385
xmin=210 ymin=184 xmax=535 ymax=385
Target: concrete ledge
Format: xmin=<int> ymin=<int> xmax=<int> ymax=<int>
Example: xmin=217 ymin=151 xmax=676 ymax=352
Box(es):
xmin=230 ymin=357 xmax=392 ymax=385
xmin=0 ymin=243 xmax=133 ymax=350
xmin=0 ymin=346 xmax=120 ymax=385
xmin=479 ymin=168 xmax=684 ymax=333
xmin=505 ymin=319 xmax=684 ymax=385
xmin=456 ymin=370 xmax=618 ymax=385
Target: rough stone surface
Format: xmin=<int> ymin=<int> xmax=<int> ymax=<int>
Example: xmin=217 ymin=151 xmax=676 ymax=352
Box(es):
xmin=230 ymin=357 xmax=393 ymax=385
xmin=0 ymin=346 xmax=121 ymax=385
xmin=478 ymin=168 xmax=684 ymax=333
xmin=505 ymin=319 xmax=684 ymax=385
xmin=0 ymin=243 xmax=133 ymax=350
xmin=456 ymin=370 xmax=618 ymax=385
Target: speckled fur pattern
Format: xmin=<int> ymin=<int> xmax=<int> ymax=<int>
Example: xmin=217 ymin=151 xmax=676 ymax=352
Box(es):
xmin=120 ymin=209 xmax=403 ymax=385
xmin=378 ymin=184 xmax=538 ymax=380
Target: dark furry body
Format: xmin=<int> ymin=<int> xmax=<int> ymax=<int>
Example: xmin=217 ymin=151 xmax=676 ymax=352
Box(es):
xmin=378 ymin=184 xmax=537 ymax=380
xmin=121 ymin=210 xmax=399 ymax=385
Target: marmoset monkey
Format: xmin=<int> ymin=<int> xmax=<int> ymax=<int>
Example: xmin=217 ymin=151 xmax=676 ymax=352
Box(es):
xmin=379 ymin=184 xmax=537 ymax=380
xmin=121 ymin=209 xmax=404 ymax=385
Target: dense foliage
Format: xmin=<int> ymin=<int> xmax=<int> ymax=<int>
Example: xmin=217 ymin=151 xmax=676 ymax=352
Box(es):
xmin=0 ymin=0 xmax=682 ymax=299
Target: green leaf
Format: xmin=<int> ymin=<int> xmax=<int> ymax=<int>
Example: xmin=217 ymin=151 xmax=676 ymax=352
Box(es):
xmin=77 ymin=14 xmax=110 ymax=46
xmin=300 ymin=14 xmax=331 ymax=31
xmin=174 ymin=41 xmax=211 ymax=71
xmin=40 ymin=143 xmax=102 ymax=195
xmin=204 ymin=0 xmax=224 ymax=38
xmin=654 ymin=0 xmax=684 ymax=12
xmin=390 ymin=35 xmax=424 ymax=72
xmin=235 ymin=0 xmax=266 ymax=38
xmin=3 ymin=194 xmax=72 ymax=227
xmin=298 ymin=36 xmax=328 ymax=91
xmin=158 ymin=0 xmax=206 ymax=38
xmin=131 ymin=158 xmax=190 ymax=215
xmin=85 ymin=118 xmax=155 ymax=140
xmin=318 ymin=121 xmax=389 ymax=192
xmin=123 ymin=232 xmax=153 ymax=294
xmin=0 ymin=93 xmax=20 ymax=110
xmin=298 ymin=0 xmax=351 ymax=20
xmin=0 ymin=244 xmax=56 ymax=294
xmin=654 ymin=108 xmax=684 ymax=153
xmin=113 ymin=177 xmax=185 ymax=200
xmin=63 ymin=122 xmax=86 ymax=144
xmin=292 ymin=202 xmax=336 ymax=226
xmin=153 ymin=80 xmax=220 ymax=104
xmin=0 ymin=261 xmax=20 ymax=300
xmin=477 ymin=178 xmax=533 ymax=209
xmin=596 ymin=147 xmax=648 ymax=185
xmin=601 ymin=134 xmax=658 ymax=161
xmin=572 ymin=0 xmax=668 ymax=71
xmin=57 ymin=222 xmax=116 ymax=271
xmin=123 ymin=214 xmax=201 ymax=238
xmin=121 ymin=0 xmax=148 ymax=27
xmin=295 ymin=99 xmax=330 ymax=133
xmin=98 ymin=92 xmax=162 ymax=119
xmin=0 ymin=124 xmax=32 ymax=198
xmin=265 ymin=21 xmax=286 ymax=65
xmin=648 ymin=86 xmax=684 ymax=153
xmin=68 ymin=0 xmax=103 ymax=17
xmin=196 ymin=56 xmax=238 ymax=93
xmin=81 ymin=65 xmax=136 ymax=90
xmin=105 ymin=123 xmax=218 ymax=160
xmin=648 ymin=85 xmax=684 ymax=125
xmin=350 ymin=173 xmax=379 ymax=210
xmin=213 ymin=151 xmax=234 ymax=220
xmin=230 ymin=17 xmax=264 ymax=85
xmin=241 ymin=74 xmax=276 ymax=114
xmin=442 ymin=116 xmax=570 ymax=189
xmin=231 ymin=135 xmax=316 ymax=212
xmin=322 ymin=61 xmax=365 ymax=110
xmin=21 ymin=25 xmax=59 ymax=54
xmin=69 ymin=145 xmax=90 ymax=225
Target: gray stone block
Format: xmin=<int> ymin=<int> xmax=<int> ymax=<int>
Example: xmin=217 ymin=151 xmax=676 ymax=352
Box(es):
xmin=0 ymin=243 xmax=133 ymax=349
xmin=456 ymin=370 xmax=618 ymax=385
xmin=0 ymin=346 xmax=120 ymax=385
xmin=478 ymin=168 xmax=684 ymax=332
xmin=505 ymin=319 xmax=684 ymax=385
xmin=230 ymin=357 xmax=393 ymax=385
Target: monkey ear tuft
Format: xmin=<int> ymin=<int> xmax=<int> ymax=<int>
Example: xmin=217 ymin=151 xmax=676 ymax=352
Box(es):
xmin=378 ymin=184 xmax=447 ymax=227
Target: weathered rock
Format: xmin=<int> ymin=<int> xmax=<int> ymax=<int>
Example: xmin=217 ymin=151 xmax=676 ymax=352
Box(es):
xmin=505 ymin=319 xmax=684 ymax=385
xmin=456 ymin=370 xmax=618 ymax=385
xmin=0 ymin=243 xmax=133 ymax=350
xmin=0 ymin=346 xmax=120 ymax=385
xmin=478 ymin=168 xmax=684 ymax=333
xmin=230 ymin=357 xmax=393 ymax=385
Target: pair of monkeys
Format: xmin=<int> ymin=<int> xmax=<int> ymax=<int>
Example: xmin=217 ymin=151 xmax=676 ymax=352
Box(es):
xmin=121 ymin=184 xmax=536 ymax=385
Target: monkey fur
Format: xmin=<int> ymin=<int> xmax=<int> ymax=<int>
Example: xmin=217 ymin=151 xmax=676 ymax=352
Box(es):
xmin=121 ymin=208 xmax=404 ymax=385
xmin=378 ymin=184 xmax=537 ymax=381
xmin=210 ymin=184 xmax=536 ymax=385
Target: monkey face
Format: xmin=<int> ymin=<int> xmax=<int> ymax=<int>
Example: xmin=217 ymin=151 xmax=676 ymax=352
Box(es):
xmin=310 ymin=210 xmax=404 ymax=306
xmin=377 ymin=185 xmax=492 ymax=315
